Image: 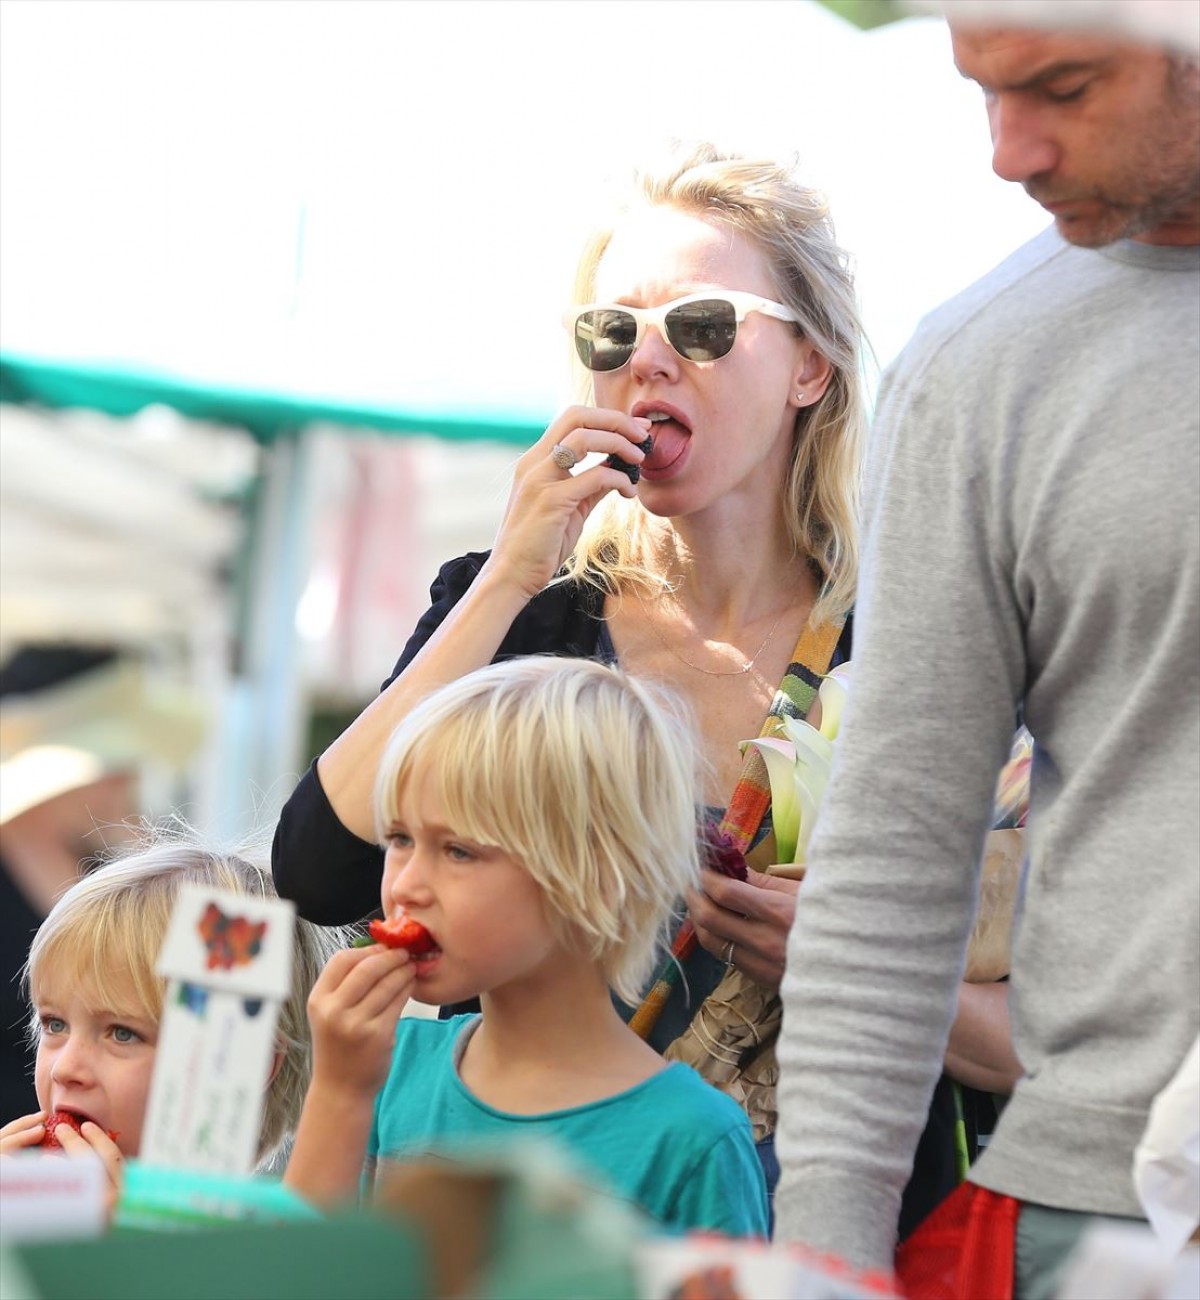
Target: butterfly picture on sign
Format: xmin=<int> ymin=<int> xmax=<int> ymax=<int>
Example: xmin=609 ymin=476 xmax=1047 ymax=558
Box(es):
xmin=157 ymin=883 xmax=294 ymax=999
xmin=196 ymin=899 xmax=268 ymax=971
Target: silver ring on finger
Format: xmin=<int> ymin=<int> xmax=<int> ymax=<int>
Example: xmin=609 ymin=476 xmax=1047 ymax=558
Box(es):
xmin=722 ymin=939 xmax=736 ymax=968
xmin=550 ymin=442 xmax=580 ymax=471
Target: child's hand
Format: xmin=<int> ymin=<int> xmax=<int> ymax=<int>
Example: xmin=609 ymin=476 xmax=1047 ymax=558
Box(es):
xmin=0 ymin=1110 xmax=48 ymax=1154
xmin=48 ymin=1119 xmax=126 ymax=1217
xmin=286 ymin=945 xmax=414 ymax=1210
xmin=307 ymin=944 xmax=415 ymax=1099
xmin=0 ymin=1111 xmax=125 ymax=1217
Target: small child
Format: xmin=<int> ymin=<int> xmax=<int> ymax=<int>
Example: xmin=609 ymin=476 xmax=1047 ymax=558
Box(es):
xmin=284 ymin=657 xmax=769 ymax=1236
xmin=0 ymin=830 xmax=345 ymax=1204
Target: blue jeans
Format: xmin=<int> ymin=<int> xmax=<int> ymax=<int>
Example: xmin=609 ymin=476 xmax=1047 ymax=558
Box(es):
xmin=757 ymin=1133 xmax=779 ymax=1236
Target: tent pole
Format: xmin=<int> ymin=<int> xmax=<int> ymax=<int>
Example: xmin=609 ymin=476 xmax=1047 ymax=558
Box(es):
xmin=208 ymin=429 xmax=315 ymax=841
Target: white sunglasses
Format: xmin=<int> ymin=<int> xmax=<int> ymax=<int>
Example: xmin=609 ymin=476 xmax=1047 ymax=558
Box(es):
xmin=563 ymin=290 xmax=800 ymax=372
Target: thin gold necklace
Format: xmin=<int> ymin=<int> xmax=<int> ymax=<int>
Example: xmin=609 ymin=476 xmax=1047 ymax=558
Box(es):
xmin=634 ymin=588 xmax=788 ymax=677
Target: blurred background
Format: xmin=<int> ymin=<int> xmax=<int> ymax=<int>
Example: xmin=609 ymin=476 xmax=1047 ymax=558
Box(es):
xmin=0 ymin=0 xmax=1050 ymax=856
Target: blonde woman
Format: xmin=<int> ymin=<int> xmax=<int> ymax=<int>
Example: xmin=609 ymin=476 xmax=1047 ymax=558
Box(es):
xmin=274 ymin=143 xmax=1000 ymax=1229
xmin=275 ymin=140 xmax=860 ymax=980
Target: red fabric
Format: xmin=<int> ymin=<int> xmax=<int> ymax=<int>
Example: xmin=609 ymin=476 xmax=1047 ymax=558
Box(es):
xmin=895 ymin=1180 xmax=1021 ymax=1300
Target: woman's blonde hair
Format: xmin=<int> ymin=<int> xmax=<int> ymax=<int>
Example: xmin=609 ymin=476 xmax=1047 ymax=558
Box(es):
xmin=373 ymin=657 xmax=704 ymax=1005
xmin=25 ymin=825 xmax=348 ymax=1166
xmin=563 ymin=141 xmax=865 ymax=625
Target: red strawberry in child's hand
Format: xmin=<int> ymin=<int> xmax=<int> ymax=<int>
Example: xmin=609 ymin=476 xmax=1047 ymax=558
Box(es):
xmin=40 ymin=1111 xmax=118 ymax=1149
xmin=366 ymin=915 xmax=438 ymax=955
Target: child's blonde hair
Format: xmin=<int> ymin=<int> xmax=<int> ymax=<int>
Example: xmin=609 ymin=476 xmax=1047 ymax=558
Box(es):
xmin=373 ymin=657 xmax=705 ymax=1005
xmin=25 ymin=825 xmax=347 ymax=1165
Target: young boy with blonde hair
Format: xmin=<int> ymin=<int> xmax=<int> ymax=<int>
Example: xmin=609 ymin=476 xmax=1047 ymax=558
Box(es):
xmin=285 ymin=657 xmax=768 ymax=1236
xmin=0 ymin=831 xmax=345 ymax=1202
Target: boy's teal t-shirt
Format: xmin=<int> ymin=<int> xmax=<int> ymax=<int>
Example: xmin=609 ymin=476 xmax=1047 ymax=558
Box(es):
xmin=368 ymin=1015 xmax=768 ymax=1238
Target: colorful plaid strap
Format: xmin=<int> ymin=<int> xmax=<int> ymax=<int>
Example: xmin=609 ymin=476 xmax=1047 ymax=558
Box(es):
xmin=629 ymin=613 xmax=846 ymax=1041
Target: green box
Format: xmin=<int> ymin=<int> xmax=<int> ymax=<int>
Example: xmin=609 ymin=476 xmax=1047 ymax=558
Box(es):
xmin=1 ymin=1216 xmax=426 ymax=1300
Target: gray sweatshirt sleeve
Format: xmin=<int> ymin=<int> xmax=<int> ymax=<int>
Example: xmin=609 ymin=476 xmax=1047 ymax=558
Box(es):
xmin=772 ymin=336 xmax=1024 ymax=1267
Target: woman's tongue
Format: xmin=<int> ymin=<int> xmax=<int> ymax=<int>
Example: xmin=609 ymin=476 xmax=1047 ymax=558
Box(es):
xmin=643 ymin=419 xmax=687 ymax=471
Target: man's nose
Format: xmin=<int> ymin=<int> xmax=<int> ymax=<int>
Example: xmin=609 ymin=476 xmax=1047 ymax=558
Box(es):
xmin=988 ymin=95 xmax=1059 ymax=185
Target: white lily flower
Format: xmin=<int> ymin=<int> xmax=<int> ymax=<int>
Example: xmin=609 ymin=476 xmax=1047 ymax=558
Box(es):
xmin=743 ymin=663 xmax=852 ymax=866
xmin=816 ymin=662 xmax=852 ymax=741
xmin=744 ymin=735 xmax=804 ymax=864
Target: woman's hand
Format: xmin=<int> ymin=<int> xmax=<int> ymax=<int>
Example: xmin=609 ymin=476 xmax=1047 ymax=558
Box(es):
xmin=307 ymin=945 xmax=416 ymax=1101
xmin=485 ymin=407 xmax=653 ymax=600
xmin=687 ymin=867 xmax=801 ymax=991
xmin=315 ymin=405 xmax=651 ymax=845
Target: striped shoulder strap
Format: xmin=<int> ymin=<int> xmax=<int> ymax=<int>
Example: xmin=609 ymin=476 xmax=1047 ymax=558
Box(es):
xmin=629 ymin=613 xmax=845 ymax=1040
xmin=718 ymin=614 xmax=846 ymax=854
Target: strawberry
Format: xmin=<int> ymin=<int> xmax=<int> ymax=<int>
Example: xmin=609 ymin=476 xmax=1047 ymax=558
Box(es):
xmin=40 ymin=1111 xmax=118 ymax=1149
xmin=364 ymin=915 xmax=438 ymax=955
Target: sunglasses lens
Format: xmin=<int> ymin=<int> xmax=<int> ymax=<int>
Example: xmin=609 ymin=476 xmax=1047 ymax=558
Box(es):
xmin=574 ymin=309 xmax=638 ymax=372
xmin=665 ymin=299 xmax=738 ymax=362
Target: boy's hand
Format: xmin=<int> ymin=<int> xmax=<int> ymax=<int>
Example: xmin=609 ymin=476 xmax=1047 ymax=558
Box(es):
xmin=0 ymin=1112 xmax=125 ymax=1217
xmin=50 ymin=1119 xmax=126 ymax=1216
xmin=0 ymin=1111 xmax=48 ymax=1154
xmin=287 ymin=944 xmax=413 ymax=1210
xmin=307 ymin=943 xmax=415 ymax=1099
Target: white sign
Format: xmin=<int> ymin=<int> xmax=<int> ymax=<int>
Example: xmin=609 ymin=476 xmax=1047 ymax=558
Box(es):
xmin=139 ymin=884 xmax=295 ymax=1175
xmin=0 ymin=1153 xmax=107 ymax=1244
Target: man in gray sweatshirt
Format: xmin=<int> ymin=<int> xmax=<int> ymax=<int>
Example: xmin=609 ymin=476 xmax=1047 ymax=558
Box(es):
xmin=774 ymin=13 xmax=1199 ymax=1298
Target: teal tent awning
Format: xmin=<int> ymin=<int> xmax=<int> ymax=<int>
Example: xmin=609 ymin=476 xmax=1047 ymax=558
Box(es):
xmin=0 ymin=353 xmax=547 ymax=447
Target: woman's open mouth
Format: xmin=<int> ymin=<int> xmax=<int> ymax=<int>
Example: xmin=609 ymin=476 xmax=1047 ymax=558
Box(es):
xmin=633 ymin=404 xmax=691 ymax=477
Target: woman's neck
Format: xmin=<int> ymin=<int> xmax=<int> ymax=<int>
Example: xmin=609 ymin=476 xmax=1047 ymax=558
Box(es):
xmin=644 ymin=515 xmax=817 ymax=634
